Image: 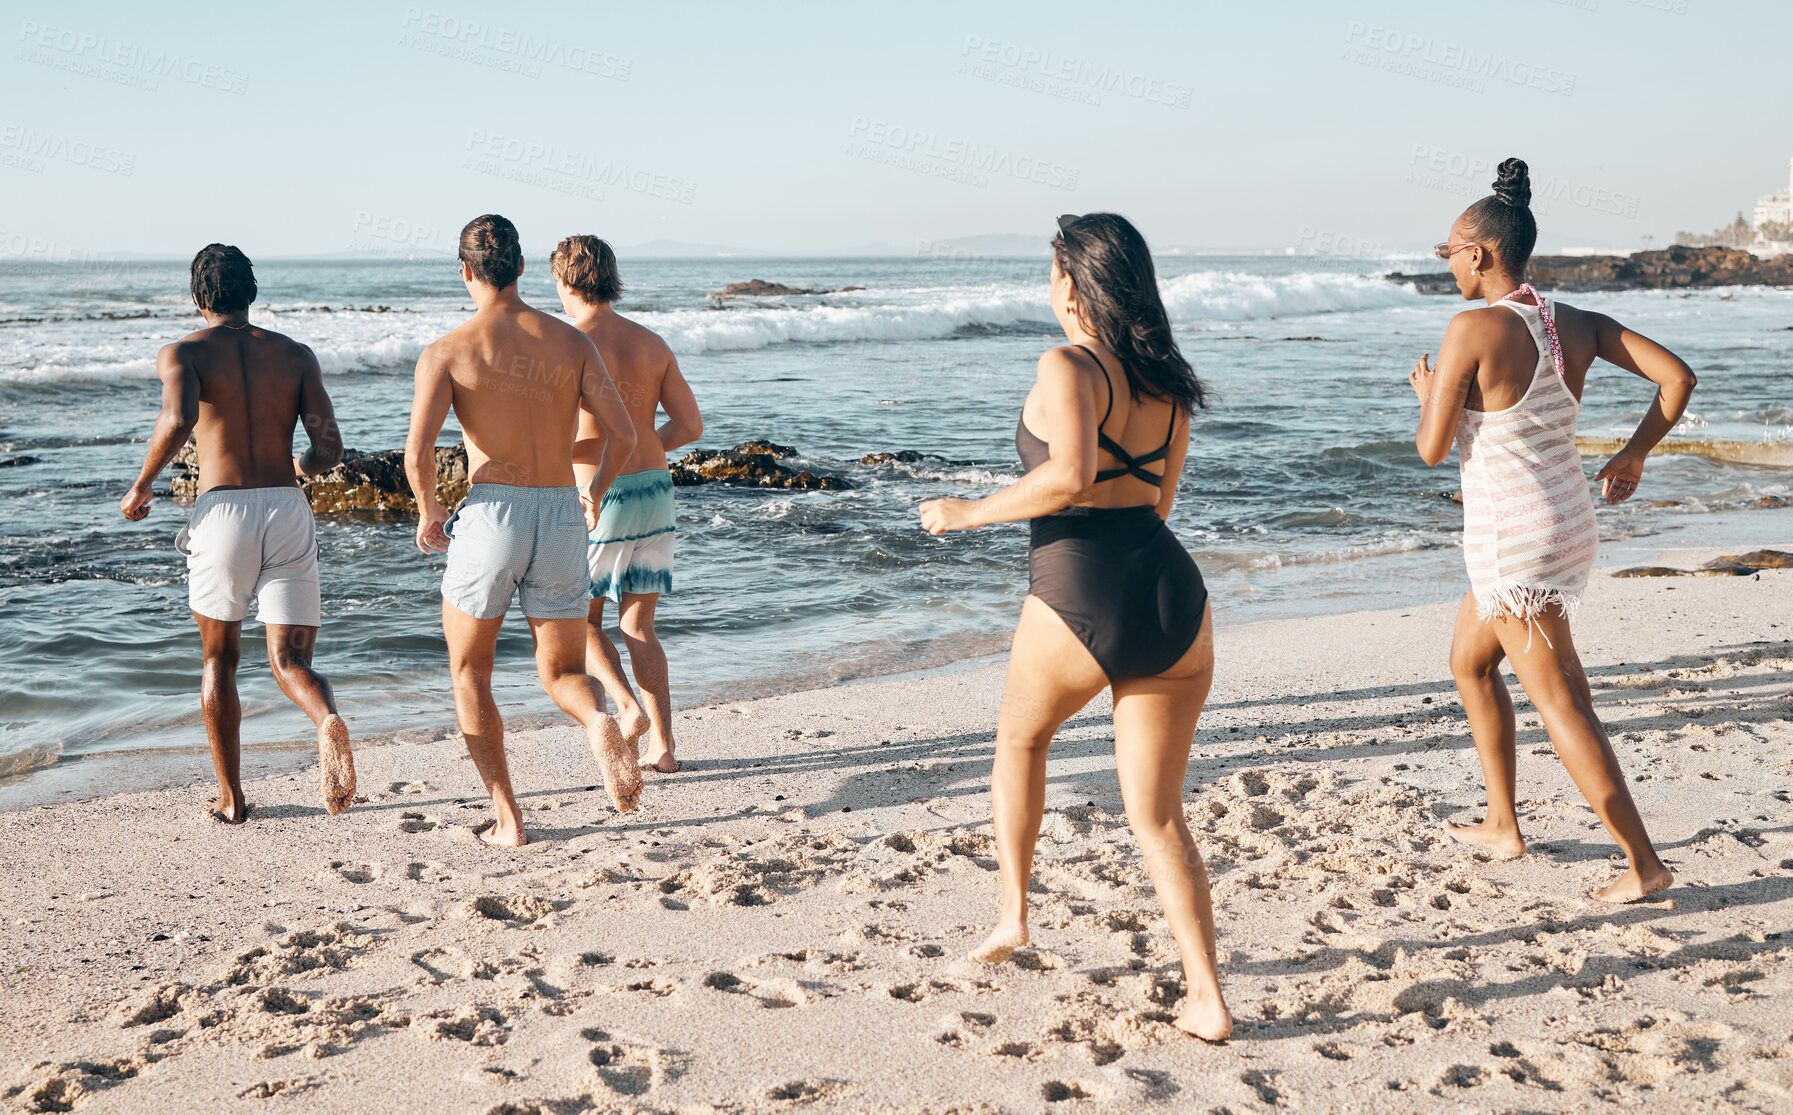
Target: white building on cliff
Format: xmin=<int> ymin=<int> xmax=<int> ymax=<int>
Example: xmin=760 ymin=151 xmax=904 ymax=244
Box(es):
xmin=1754 ymin=156 xmax=1793 ymax=231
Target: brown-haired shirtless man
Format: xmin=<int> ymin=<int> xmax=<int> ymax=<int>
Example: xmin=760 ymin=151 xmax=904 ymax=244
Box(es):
xmin=121 ymin=243 xmax=356 ymax=824
xmin=405 ymin=215 xmax=641 ymax=847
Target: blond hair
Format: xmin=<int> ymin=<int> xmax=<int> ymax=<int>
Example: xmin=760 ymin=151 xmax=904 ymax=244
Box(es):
xmin=550 ymin=235 xmax=623 ymax=304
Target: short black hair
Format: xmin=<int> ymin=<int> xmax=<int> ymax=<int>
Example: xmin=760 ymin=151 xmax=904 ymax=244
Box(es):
xmin=1463 ymin=157 xmax=1538 ymax=275
xmin=189 ymin=243 xmax=256 ymax=313
xmin=458 ymin=213 xmax=523 ymax=290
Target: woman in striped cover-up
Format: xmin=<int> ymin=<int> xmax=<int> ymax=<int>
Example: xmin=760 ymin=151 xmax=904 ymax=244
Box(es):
xmin=1410 ymin=158 xmax=1697 ymax=903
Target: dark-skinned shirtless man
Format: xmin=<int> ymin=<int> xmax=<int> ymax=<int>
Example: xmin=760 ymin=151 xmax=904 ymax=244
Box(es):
xmin=121 ymin=244 xmax=356 ymax=824
xmin=405 ymin=214 xmax=641 ymax=847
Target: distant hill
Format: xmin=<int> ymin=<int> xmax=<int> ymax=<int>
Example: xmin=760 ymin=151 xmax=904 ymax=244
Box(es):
xmin=915 ymin=233 xmax=1052 ymax=257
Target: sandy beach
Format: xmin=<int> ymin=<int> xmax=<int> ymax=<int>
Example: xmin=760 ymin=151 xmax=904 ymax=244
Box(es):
xmin=3 ymin=548 xmax=1791 ymax=1114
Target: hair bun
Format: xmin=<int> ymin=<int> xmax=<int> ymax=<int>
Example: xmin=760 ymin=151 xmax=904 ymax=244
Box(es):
xmin=1492 ymin=157 xmax=1531 ymax=208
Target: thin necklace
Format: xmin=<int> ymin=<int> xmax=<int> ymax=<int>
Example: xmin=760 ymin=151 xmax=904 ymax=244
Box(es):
xmin=220 ymin=320 xmax=251 ymax=330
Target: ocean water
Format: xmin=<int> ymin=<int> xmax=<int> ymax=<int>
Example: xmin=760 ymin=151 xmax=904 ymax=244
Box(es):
xmin=2 ymin=254 xmax=1790 ymax=779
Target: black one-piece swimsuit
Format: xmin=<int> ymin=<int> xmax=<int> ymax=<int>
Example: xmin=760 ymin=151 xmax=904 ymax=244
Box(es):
xmin=1014 ymin=346 xmax=1208 ymax=684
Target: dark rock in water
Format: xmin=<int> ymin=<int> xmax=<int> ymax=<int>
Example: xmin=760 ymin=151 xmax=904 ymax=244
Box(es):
xmin=1646 ymin=500 xmax=1683 ymax=509
xmin=1696 ymin=560 xmax=1759 ymax=577
xmin=1611 ymin=566 xmax=1689 ymax=578
xmin=0 ymin=455 xmax=38 ymax=468
xmin=1388 ymin=245 xmax=1793 ymax=294
xmin=862 ymin=450 xmax=927 ymax=465
xmin=1440 ymin=490 xmax=1464 ymax=504
xmin=1754 ymin=495 xmax=1790 ymax=509
xmin=711 ymin=279 xmax=867 ymax=299
xmin=1717 ymin=549 xmax=1793 ymax=569
xmin=169 ymin=440 xmax=469 ymax=515
xmin=735 ymin=439 xmax=797 ymax=458
xmin=671 ymin=442 xmax=852 ymax=490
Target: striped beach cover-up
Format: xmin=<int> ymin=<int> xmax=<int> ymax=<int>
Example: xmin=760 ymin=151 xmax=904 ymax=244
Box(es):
xmin=1454 ymin=285 xmax=1598 ymax=635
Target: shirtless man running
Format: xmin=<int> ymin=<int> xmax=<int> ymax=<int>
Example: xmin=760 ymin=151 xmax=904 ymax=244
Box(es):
xmin=120 ymin=244 xmax=356 ymax=824
xmin=552 ymin=235 xmax=703 ymax=773
xmin=405 ymin=215 xmax=641 ymax=846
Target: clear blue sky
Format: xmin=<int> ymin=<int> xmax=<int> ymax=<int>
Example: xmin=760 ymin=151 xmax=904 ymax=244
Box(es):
xmin=3 ymin=0 xmax=1788 ymax=257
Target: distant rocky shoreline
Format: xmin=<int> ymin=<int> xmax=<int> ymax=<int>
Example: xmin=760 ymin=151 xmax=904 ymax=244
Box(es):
xmin=1388 ymin=245 xmax=1793 ymax=293
xmin=710 ymin=279 xmax=865 ymax=299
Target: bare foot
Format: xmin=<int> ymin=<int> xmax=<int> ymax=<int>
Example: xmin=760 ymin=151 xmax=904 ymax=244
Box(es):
xmin=969 ymin=924 xmax=1028 ymax=965
xmin=317 ymin=714 xmax=356 ymax=815
xmin=587 ymin=714 xmax=642 ymax=812
xmin=640 ymin=742 xmax=678 ymax=774
xmin=1442 ymin=818 xmax=1525 ymax=860
xmin=206 ymin=798 xmax=249 ymax=825
xmin=1174 ymin=996 xmax=1234 ymax=1043
xmin=620 ymin=706 xmax=651 ymax=748
xmin=1590 ymin=863 xmax=1674 ymax=903
xmin=471 ymin=818 xmax=526 ymax=848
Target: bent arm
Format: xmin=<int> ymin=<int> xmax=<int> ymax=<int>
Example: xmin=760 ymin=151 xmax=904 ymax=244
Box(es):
xmin=958 ymin=350 xmax=1097 ymax=527
xmin=1414 ymin=315 xmax=1479 ymax=467
xmin=295 ymin=345 xmax=343 ymax=476
xmin=655 ymin=354 xmax=703 ymax=453
xmin=132 ymin=345 xmax=200 ymax=490
xmin=1592 ymin=312 xmax=1696 ymax=456
xmin=403 ymin=349 xmax=454 ymax=517
xmin=577 ymin=347 xmax=638 ymax=505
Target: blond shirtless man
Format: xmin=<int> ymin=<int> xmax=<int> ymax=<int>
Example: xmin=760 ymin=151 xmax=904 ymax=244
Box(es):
xmin=552 ymin=236 xmax=703 ymax=773
xmin=405 ymin=215 xmax=640 ymax=846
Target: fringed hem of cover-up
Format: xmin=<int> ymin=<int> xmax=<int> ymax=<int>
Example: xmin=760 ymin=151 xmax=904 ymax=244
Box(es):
xmin=1473 ymin=585 xmax=1581 ymax=652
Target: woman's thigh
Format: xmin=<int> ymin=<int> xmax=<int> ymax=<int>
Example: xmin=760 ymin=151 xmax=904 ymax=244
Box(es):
xmin=998 ymin=595 xmax=1108 ymax=742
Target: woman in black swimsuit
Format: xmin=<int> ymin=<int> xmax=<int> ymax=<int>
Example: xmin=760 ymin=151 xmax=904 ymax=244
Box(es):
xmin=919 ymin=213 xmax=1229 ymax=1042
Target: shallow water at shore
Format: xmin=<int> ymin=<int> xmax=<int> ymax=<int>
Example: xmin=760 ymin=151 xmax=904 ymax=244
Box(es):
xmin=1 ymin=254 xmax=1789 ymax=779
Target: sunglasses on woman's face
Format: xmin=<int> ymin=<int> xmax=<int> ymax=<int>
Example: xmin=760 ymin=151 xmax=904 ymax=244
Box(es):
xmin=1433 ymin=241 xmax=1480 ymax=261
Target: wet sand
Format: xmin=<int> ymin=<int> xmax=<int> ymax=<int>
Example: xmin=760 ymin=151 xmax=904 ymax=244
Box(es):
xmin=3 ymin=550 xmax=1791 ymax=1113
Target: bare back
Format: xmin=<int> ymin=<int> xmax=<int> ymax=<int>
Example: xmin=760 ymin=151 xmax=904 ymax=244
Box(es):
xmin=175 ymin=326 xmax=319 ymax=493
xmin=424 ymin=305 xmax=601 ymax=488
xmin=1458 ymin=298 xmax=1594 ymax=413
xmin=1020 ymin=344 xmax=1189 ymax=515
xmin=571 ymin=310 xmax=681 ymax=481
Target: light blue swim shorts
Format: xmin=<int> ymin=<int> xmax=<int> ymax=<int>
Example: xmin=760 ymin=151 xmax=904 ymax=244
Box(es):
xmin=442 ymin=484 xmax=589 ymax=620
xmin=588 ymin=468 xmax=675 ymax=603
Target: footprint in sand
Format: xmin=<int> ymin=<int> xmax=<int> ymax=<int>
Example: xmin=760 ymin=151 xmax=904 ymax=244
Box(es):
xmin=224 ymin=926 xmax=364 ymax=986
xmin=421 ymin=1004 xmax=511 ymax=1046
xmin=703 ymin=971 xmax=806 ymax=1008
xmin=581 ymin=1028 xmax=679 ymax=1096
xmin=1042 ymin=1080 xmax=1100 ymax=1103
xmin=315 ymin=861 xmax=381 ymax=884
xmin=404 ymin=861 xmax=453 ymax=883
xmin=237 ymin=1077 xmax=320 ymax=1099
xmin=765 ymin=1079 xmax=838 ymax=1103
xmin=464 ymin=896 xmax=559 ymax=926
xmin=398 ymin=812 xmax=438 ymax=834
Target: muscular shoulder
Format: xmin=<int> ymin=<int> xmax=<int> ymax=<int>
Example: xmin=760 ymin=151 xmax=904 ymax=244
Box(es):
xmin=615 ymin=315 xmax=673 ymax=365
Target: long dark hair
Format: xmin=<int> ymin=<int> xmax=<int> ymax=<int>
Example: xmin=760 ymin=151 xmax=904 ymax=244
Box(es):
xmin=1462 ymin=158 xmax=1537 ymax=275
xmin=1051 ymin=213 xmax=1207 ymax=411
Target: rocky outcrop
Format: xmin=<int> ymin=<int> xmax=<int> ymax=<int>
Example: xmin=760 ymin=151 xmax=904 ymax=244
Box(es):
xmin=671 ymin=441 xmax=852 ymax=490
xmin=168 ymin=441 xmax=468 ymax=514
xmin=1389 ymin=245 xmax=1793 ymax=293
xmin=1575 ymin=437 xmax=1793 ymax=469
xmin=710 ymin=279 xmax=866 ymax=299
xmin=1612 ymin=550 xmax=1792 ymax=578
